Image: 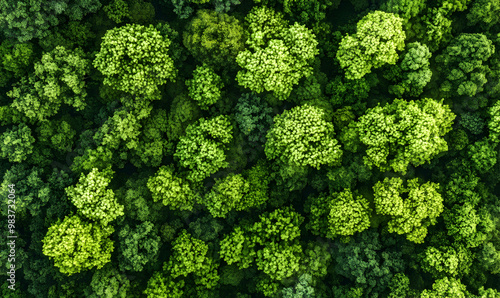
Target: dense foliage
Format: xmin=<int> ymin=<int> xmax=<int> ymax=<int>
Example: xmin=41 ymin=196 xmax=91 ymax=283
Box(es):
xmin=1 ymin=0 xmax=500 ymax=297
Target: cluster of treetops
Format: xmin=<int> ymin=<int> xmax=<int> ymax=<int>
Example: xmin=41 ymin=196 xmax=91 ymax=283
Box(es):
xmin=1 ymin=0 xmax=500 ymax=297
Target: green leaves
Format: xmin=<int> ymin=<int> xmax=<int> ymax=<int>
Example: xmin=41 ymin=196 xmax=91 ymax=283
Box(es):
xmin=236 ymin=7 xmax=319 ymax=100
xmin=183 ymin=9 xmax=245 ymax=69
xmin=0 ymin=123 xmax=35 ymax=163
xmin=345 ymin=98 xmax=455 ymax=174
xmin=265 ymin=104 xmax=342 ymax=169
xmin=436 ymin=33 xmax=494 ymax=97
xmin=166 ymin=230 xmax=219 ymax=288
xmin=174 ymin=115 xmax=233 ymax=182
xmin=306 ymin=189 xmax=371 ymax=239
xmin=337 ymin=11 xmax=405 ymax=80
xmin=205 ymin=173 xmax=250 ymax=218
xmin=373 ymin=178 xmax=444 ymax=243
xmin=220 ymin=207 xmax=304 ymax=286
xmin=147 ymin=165 xmax=198 ymax=211
xmin=186 ymin=64 xmax=224 ymax=110
xmin=42 ymin=215 xmax=114 ymax=275
xmin=93 ymin=23 xmax=176 ymax=97
xmin=65 ymin=167 xmax=124 ymax=225
xmin=8 ymin=46 xmax=89 ymax=121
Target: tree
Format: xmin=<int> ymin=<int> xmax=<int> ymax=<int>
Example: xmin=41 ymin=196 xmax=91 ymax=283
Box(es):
xmin=342 ymin=98 xmax=455 ymax=174
xmin=436 ymin=34 xmax=494 ymax=98
xmin=306 ymin=189 xmax=371 ymax=239
xmin=380 ymin=0 xmax=427 ymax=20
xmin=166 ymin=93 xmax=202 ymax=143
xmin=467 ymin=139 xmax=498 ymax=174
xmin=0 ymin=164 xmax=72 ymax=219
xmin=234 ymin=93 xmax=274 ymax=145
xmin=0 ymin=123 xmax=35 ymax=163
xmin=8 ymin=46 xmax=89 ymax=122
xmin=419 ymin=245 xmax=473 ymax=279
xmin=333 ymin=229 xmax=405 ymax=297
xmin=117 ymin=221 xmax=161 ymax=272
xmin=236 ymin=6 xmax=319 ymax=100
xmin=65 ymin=167 xmax=124 ymax=225
xmin=174 ymin=115 xmax=233 ymax=182
xmin=205 ymin=173 xmax=250 ymax=218
xmin=265 ymin=104 xmax=342 ymax=170
xmin=488 ymin=100 xmax=500 ymax=142
xmin=166 ymin=230 xmax=219 ymax=289
xmin=183 ymin=9 xmax=245 ymax=70
xmin=373 ymin=178 xmax=444 ymax=243
xmin=186 ymin=64 xmax=224 ymax=110
xmin=220 ymin=207 xmax=304 ymax=285
xmin=386 ymin=42 xmax=433 ymax=97
xmin=337 ymin=11 xmax=405 ymax=80
xmin=93 ymin=24 xmax=176 ymax=97
xmin=0 ymin=0 xmax=101 ymax=42
xmin=147 ymin=165 xmax=198 ymax=211
xmin=42 ymin=215 xmax=114 ymax=275
xmin=0 ymin=40 xmax=34 ymax=87
xmin=86 ymin=265 xmax=130 ymax=298
xmin=420 ymin=277 xmax=469 ymax=298
xmin=467 ymin=0 xmax=500 ymax=29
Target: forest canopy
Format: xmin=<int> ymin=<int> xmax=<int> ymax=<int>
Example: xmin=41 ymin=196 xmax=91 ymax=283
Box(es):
xmin=1 ymin=0 xmax=500 ymax=297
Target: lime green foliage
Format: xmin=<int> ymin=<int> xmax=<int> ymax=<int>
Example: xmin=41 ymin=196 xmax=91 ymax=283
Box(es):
xmin=0 ymin=40 xmax=34 ymax=87
xmin=8 ymin=46 xmax=89 ymax=121
xmin=386 ymin=42 xmax=432 ymax=97
xmin=337 ymin=11 xmax=405 ymax=80
xmin=467 ymin=0 xmax=500 ymax=29
xmin=373 ymin=178 xmax=444 ymax=243
xmin=388 ymin=273 xmax=418 ymax=298
xmin=93 ymin=24 xmax=176 ymax=97
xmin=236 ymin=6 xmax=319 ymax=100
xmin=65 ymin=167 xmax=124 ymax=225
xmin=467 ymin=139 xmax=498 ymax=173
xmin=183 ymin=10 xmax=245 ymax=69
xmin=436 ymin=34 xmax=495 ymax=97
xmin=205 ymin=173 xmax=250 ymax=218
xmin=328 ymin=189 xmax=371 ymax=238
xmin=186 ymin=64 xmax=224 ymax=110
xmin=444 ymin=204 xmax=493 ymax=248
xmin=117 ymin=221 xmax=161 ymax=272
xmin=0 ymin=123 xmax=35 ymax=163
xmin=221 ymin=207 xmax=304 ymax=285
xmin=419 ymin=245 xmax=472 ymax=279
xmin=166 ymin=230 xmax=219 ymax=288
xmin=103 ymin=0 xmax=129 ymax=23
xmin=42 ymin=215 xmax=114 ymax=275
xmin=265 ymin=104 xmax=342 ymax=169
xmin=306 ymin=189 xmax=371 ymax=239
xmin=489 ymin=100 xmax=500 ymax=142
xmin=420 ymin=277 xmax=469 ymax=298
xmin=87 ymin=265 xmax=130 ymax=298
xmin=0 ymin=0 xmax=101 ymax=42
xmin=343 ymin=98 xmax=455 ymax=174
xmin=144 ymin=271 xmax=184 ymax=298
xmin=147 ymin=165 xmax=198 ymax=211
xmin=174 ymin=115 xmax=233 ymax=182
